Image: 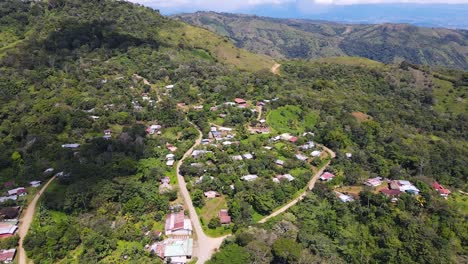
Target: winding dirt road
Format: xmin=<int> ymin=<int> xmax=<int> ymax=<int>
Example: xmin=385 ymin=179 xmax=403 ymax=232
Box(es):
xmin=176 ymin=121 xmax=228 ymax=263
xmin=258 ymin=145 xmax=335 ymax=223
xmin=18 ymin=176 xmax=56 ymax=264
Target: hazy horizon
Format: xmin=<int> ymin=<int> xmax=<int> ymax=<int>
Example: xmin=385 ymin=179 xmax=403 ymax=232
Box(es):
xmin=129 ymin=1 xmax=468 ymax=29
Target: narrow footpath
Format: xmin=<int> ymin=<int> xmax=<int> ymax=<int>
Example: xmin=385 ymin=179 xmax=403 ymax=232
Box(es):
xmin=18 ymin=176 xmax=56 ymax=264
xmin=176 ymin=121 xmax=227 ymax=264
xmin=258 ymin=146 xmax=336 ymax=223
xmin=271 ymin=63 xmax=281 ymax=75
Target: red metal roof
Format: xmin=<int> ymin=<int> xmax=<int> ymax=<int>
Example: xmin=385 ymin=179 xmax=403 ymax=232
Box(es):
xmin=218 ymin=210 xmax=231 ymax=224
xmin=0 ymin=249 xmax=16 ymax=262
xmin=234 ymin=98 xmax=247 ymax=104
xmin=320 ymin=172 xmax=335 ymax=180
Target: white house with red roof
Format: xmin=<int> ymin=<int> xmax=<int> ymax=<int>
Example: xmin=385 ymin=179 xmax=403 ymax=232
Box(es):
xmin=433 ymin=181 xmax=451 ymax=197
xmin=165 ymin=211 xmax=192 ymax=236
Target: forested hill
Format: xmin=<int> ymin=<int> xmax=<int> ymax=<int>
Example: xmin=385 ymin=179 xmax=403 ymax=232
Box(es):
xmin=176 ymin=12 xmax=468 ymax=70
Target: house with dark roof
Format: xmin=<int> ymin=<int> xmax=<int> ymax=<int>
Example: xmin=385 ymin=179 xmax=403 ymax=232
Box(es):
xmin=218 ymin=209 xmax=231 ymax=225
xmin=0 ymin=207 xmax=20 ymax=220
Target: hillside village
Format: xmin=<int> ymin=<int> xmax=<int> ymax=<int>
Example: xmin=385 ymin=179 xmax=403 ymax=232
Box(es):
xmin=1 ymin=77 xmax=458 ymax=263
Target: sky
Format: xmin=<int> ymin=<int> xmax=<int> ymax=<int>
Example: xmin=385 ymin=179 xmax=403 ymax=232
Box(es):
xmin=128 ymin=0 xmax=468 ymax=28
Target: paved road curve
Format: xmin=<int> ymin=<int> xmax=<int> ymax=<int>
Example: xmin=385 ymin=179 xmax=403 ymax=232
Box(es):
xmin=18 ymin=176 xmax=56 ymax=264
xmin=176 ymin=121 xmax=228 ymax=264
xmin=258 ymin=146 xmax=336 ymax=223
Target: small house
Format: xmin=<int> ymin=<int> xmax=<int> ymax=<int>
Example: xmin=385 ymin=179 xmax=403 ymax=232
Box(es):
xmin=335 ymin=191 xmax=354 ymax=203
xmin=166 ymin=160 xmax=175 ymax=166
xmin=149 ymin=238 xmax=193 ymax=264
xmin=300 ymin=141 xmax=315 ymax=150
xmin=364 ymin=177 xmax=383 ymax=187
xmin=30 ymin=181 xmax=41 ymax=188
xmin=273 ymin=174 xmax=295 ymax=183
xmin=295 ymin=154 xmax=308 ymax=161
xmin=103 ymin=129 xmax=112 ymax=139
xmin=61 ymin=143 xmax=80 ymax=149
xmin=204 ymin=191 xmax=219 ymax=199
xmin=319 ymin=172 xmax=335 ymax=182
xmin=433 ymin=181 xmax=451 ymax=197
xmin=166 ymin=143 xmax=178 ymax=152
xmin=241 ymin=175 xmax=258 ymax=182
xmin=231 ymin=155 xmax=243 ymax=161
xmin=0 ymin=223 xmax=17 ymax=239
xmin=0 ymin=249 xmax=16 ymax=263
xmin=311 ymin=151 xmax=321 ymax=157
xmin=7 ymin=188 xmax=27 ymax=196
xmin=43 ymin=168 xmax=54 ymax=174
xmin=0 ymin=196 xmax=17 ymax=203
xmin=0 ymin=207 xmax=20 ymax=220
xmin=165 ymin=211 xmax=192 ymax=236
xmin=275 ymin=159 xmax=285 ymax=166
xmin=242 ymin=153 xmax=254 ymax=160
xmin=346 ymin=153 xmax=352 ymax=159
xmin=218 ymin=209 xmax=231 ymax=225
xmin=234 ymin=98 xmax=247 ymax=106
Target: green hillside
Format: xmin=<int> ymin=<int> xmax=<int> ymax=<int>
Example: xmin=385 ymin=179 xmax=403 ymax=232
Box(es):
xmin=177 ymin=12 xmax=468 ymax=70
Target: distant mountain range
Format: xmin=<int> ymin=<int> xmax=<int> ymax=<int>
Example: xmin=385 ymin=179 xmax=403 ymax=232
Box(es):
xmin=176 ymin=12 xmax=468 ymax=70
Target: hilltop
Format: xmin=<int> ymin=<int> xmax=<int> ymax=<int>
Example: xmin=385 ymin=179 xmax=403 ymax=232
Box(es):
xmin=177 ymin=12 xmax=468 ymax=70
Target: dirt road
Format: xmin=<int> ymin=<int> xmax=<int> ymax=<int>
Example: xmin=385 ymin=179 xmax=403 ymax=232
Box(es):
xmin=18 ymin=176 xmax=56 ymax=264
xmin=258 ymin=146 xmax=335 ymax=223
xmin=176 ymin=122 xmax=228 ymax=263
xmin=271 ymin=63 xmax=281 ymax=75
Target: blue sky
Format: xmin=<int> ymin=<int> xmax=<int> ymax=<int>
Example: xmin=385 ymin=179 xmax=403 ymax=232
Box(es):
xmin=128 ymin=0 xmax=468 ymax=28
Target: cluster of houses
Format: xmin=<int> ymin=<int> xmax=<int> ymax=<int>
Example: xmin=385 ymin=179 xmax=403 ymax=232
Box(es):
xmin=147 ymin=210 xmax=193 ymax=263
xmin=209 ymin=126 xmax=236 ymax=144
xmin=0 ymin=180 xmax=42 ymax=263
xmin=362 ymin=177 xmax=452 ymax=200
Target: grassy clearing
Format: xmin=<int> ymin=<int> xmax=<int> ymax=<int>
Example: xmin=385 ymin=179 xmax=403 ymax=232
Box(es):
xmin=433 ymin=78 xmax=466 ymax=114
xmin=160 ymin=24 xmax=274 ymax=72
xmin=312 ymin=57 xmax=386 ymax=68
xmin=199 ymin=197 xmax=231 ymax=237
xmin=351 ymin=111 xmax=373 ymax=123
xmin=267 ymin=105 xmax=318 ymax=134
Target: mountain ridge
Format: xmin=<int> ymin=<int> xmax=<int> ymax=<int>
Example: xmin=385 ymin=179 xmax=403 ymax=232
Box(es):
xmin=176 ymin=11 xmax=468 ymax=70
